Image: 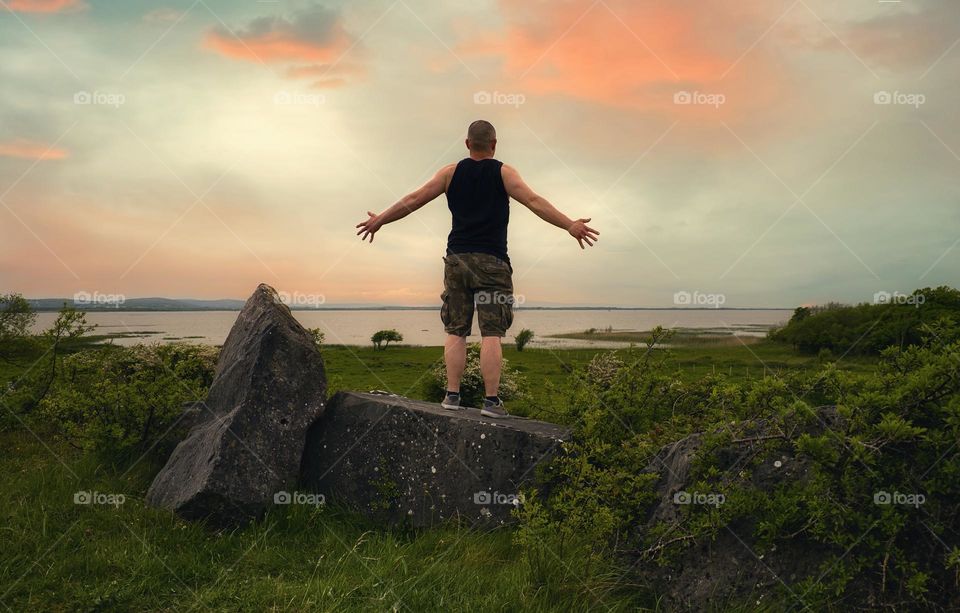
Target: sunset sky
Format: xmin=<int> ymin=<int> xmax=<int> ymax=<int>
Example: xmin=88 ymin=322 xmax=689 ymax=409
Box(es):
xmin=1 ymin=0 xmax=958 ymax=306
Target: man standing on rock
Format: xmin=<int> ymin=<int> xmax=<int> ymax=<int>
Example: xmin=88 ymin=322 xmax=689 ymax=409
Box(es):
xmin=356 ymin=120 xmax=599 ymax=418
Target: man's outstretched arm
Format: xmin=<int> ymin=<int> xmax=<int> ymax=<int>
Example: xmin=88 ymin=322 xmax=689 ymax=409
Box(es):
xmin=356 ymin=164 xmax=454 ymax=243
xmin=501 ymin=164 xmax=599 ymax=249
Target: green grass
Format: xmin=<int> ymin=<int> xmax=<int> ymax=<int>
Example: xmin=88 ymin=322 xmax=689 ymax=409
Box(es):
xmin=320 ymin=340 xmax=876 ymax=405
xmin=320 ymin=344 xmax=605 ymax=416
xmin=0 ymin=338 xmax=875 ymax=611
xmin=550 ymin=326 xmax=771 ymax=345
xmin=0 ymin=431 xmax=645 ymax=612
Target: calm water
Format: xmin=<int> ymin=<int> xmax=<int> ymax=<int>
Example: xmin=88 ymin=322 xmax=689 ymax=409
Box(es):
xmin=33 ymin=309 xmax=790 ymax=348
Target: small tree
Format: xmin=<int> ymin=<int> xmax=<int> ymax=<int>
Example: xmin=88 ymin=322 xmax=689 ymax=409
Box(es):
xmin=515 ymin=328 xmax=534 ymax=351
xmin=790 ymin=306 xmax=811 ymax=323
xmin=371 ymin=329 xmax=403 ymax=350
xmin=0 ymin=293 xmax=37 ymax=359
xmin=7 ymin=304 xmax=95 ymax=417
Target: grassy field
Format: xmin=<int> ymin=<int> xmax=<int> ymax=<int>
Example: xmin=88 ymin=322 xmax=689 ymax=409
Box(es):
xmin=320 ymin=340 xmax=876 ymax=414
xmin=0 ymin=429 xmax=646 ymax=612
xmin=0 ymin=338 xmax=876 ymax=611
xmin=549 ymin=325 xmax=772 ymax=346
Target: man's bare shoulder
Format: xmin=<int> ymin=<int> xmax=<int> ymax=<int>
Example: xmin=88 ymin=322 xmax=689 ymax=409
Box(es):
xmin=438 ymin=162 xmax=458 ymax=191
xmin=500 ymin=164 xmax=525 ymax=186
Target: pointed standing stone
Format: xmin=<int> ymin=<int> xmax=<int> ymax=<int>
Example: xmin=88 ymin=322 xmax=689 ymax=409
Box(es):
xmin=146 ymin=284 xmax=327 ymax=526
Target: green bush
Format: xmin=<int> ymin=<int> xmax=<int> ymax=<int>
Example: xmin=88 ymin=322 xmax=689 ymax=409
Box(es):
xmin=307 ymin=327 xmax=325 ymax=347
xmin=518 ymin=322 xmax=960 ymax=609
xmin=772 ymin=286 xmax=960 ymax=355
xmin=2 ymin=304 xmax=96 ymax=428
xmin=421 ymin=344 xmax=526 ymax=408
xmin=515 ymin=328 xmax=534 ymax=351
xmin=32 ymin=343 xmax=218 ymax=460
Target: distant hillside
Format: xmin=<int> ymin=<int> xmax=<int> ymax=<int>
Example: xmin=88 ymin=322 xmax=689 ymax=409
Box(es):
xmin=27 ymin=298 xmax=246 ymax=312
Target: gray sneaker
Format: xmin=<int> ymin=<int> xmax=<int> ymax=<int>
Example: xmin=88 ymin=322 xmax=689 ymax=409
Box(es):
xmin=441 ymin=393 xmax=461 ymax=410
xmin=480 ymin=398 xmax=511 ymax=419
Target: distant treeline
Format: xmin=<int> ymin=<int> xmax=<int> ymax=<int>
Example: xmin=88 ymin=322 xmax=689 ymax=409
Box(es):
xmin=771 ymin=286 xmax=960 ymax=355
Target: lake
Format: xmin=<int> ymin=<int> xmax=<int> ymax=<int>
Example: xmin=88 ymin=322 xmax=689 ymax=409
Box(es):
xmin=32 ymin=309 xmax=791 ymax=348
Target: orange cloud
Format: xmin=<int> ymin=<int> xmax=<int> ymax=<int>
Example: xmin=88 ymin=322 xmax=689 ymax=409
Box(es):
xmin=204 ymin=30 xmax=352 ymax=64
xmin=7 ymin=0 xmax=85 ymax=13
xmin=143 ymin=8 xmax=183 ymax=24
xmin=203 ymin=5 xmax=361 ymax=88
xmin=458 ymin=0 xmax=787 ymax=118
xmin=0 ymin=139 xmax=69 ymax=160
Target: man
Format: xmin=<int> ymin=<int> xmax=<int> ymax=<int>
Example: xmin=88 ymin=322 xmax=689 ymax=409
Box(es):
xmin=356 ymin=120 xmax=598 ymax=418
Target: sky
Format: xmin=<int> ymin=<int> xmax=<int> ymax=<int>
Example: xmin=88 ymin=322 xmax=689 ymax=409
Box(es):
xmin=0 ymin=0 xmax=958 ymax=307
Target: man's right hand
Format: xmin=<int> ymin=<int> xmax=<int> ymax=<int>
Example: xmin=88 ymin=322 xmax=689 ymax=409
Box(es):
xmin=356 ymin=211 xmax=383 ymax=243
xmin=568 ymin=218 xmax=599 ymax=249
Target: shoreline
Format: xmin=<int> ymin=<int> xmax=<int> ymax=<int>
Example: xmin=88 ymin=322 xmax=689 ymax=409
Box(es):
xmin=28 ymin=307 xmax=795 ymax=313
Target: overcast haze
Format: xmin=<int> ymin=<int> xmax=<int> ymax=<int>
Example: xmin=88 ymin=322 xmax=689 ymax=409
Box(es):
xmin=1 ymin=0 xmax=958 ymax=307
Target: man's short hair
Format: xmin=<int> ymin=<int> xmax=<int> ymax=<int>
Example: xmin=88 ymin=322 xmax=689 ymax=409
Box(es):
xmin=467 ymin=120 xmax=496 ymax=151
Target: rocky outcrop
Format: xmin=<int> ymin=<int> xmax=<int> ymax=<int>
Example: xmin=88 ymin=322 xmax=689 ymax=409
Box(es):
xmin=146 ymin=284 xmax=327 ymax=527
xmin=300 ymin=392 xmax=570 ymax=527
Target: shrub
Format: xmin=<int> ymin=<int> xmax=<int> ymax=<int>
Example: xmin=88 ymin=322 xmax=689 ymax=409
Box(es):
xmin=515 ymin=328 xmax=534 ymax=351
xmin=307 ymin=327 xmax=325 ymax=347
xmin=583 ymin=351 xmax=624 ymax=387
xmin=33 ymin=343 xmax=218 ymax=460
xmin=516 ymin=322 xmax=960 ymax=609
xmin=817 ymin=346 xmax=834 ymax=363
xmin=3 ymin=304 xmax=96 ymax=423
xmin=421 ymin=344 xmax=526 ymax=408
xmin=772 ymin=286 xmax=960 ymax=355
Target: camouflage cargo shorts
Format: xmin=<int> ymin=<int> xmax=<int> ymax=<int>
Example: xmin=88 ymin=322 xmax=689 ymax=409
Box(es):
xmin=440 ymin=252 xmax=515 ymax=337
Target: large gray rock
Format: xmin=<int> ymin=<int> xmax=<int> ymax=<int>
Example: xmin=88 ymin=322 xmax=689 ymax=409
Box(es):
xmin=300 ymin=391 xmax=570 ymax=527
xmin=146 ymin=283 xmax=327 ymax=526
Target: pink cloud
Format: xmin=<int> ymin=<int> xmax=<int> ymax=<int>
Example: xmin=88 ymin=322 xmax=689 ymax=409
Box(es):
xmin=6 ymin=0 xmax=86 ymax=13
xmin=202 ymin=5 xmax=362 ymax=88
xmin=455 ymin=0 xmax=796 ymax=119
xmin=0 ymin=139 xmax=69 ymax=160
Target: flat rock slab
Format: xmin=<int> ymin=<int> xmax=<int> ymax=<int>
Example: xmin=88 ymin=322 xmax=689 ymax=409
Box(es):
xmin=301 ymin=391 xmax=570 ymax=526
xmin=146 ymin=283 xmax=327 ymax=527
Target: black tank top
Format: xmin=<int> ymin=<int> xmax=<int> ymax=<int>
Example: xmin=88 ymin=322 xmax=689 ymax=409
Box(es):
xmin=445 ymin=158 xmax=510 ymax=263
